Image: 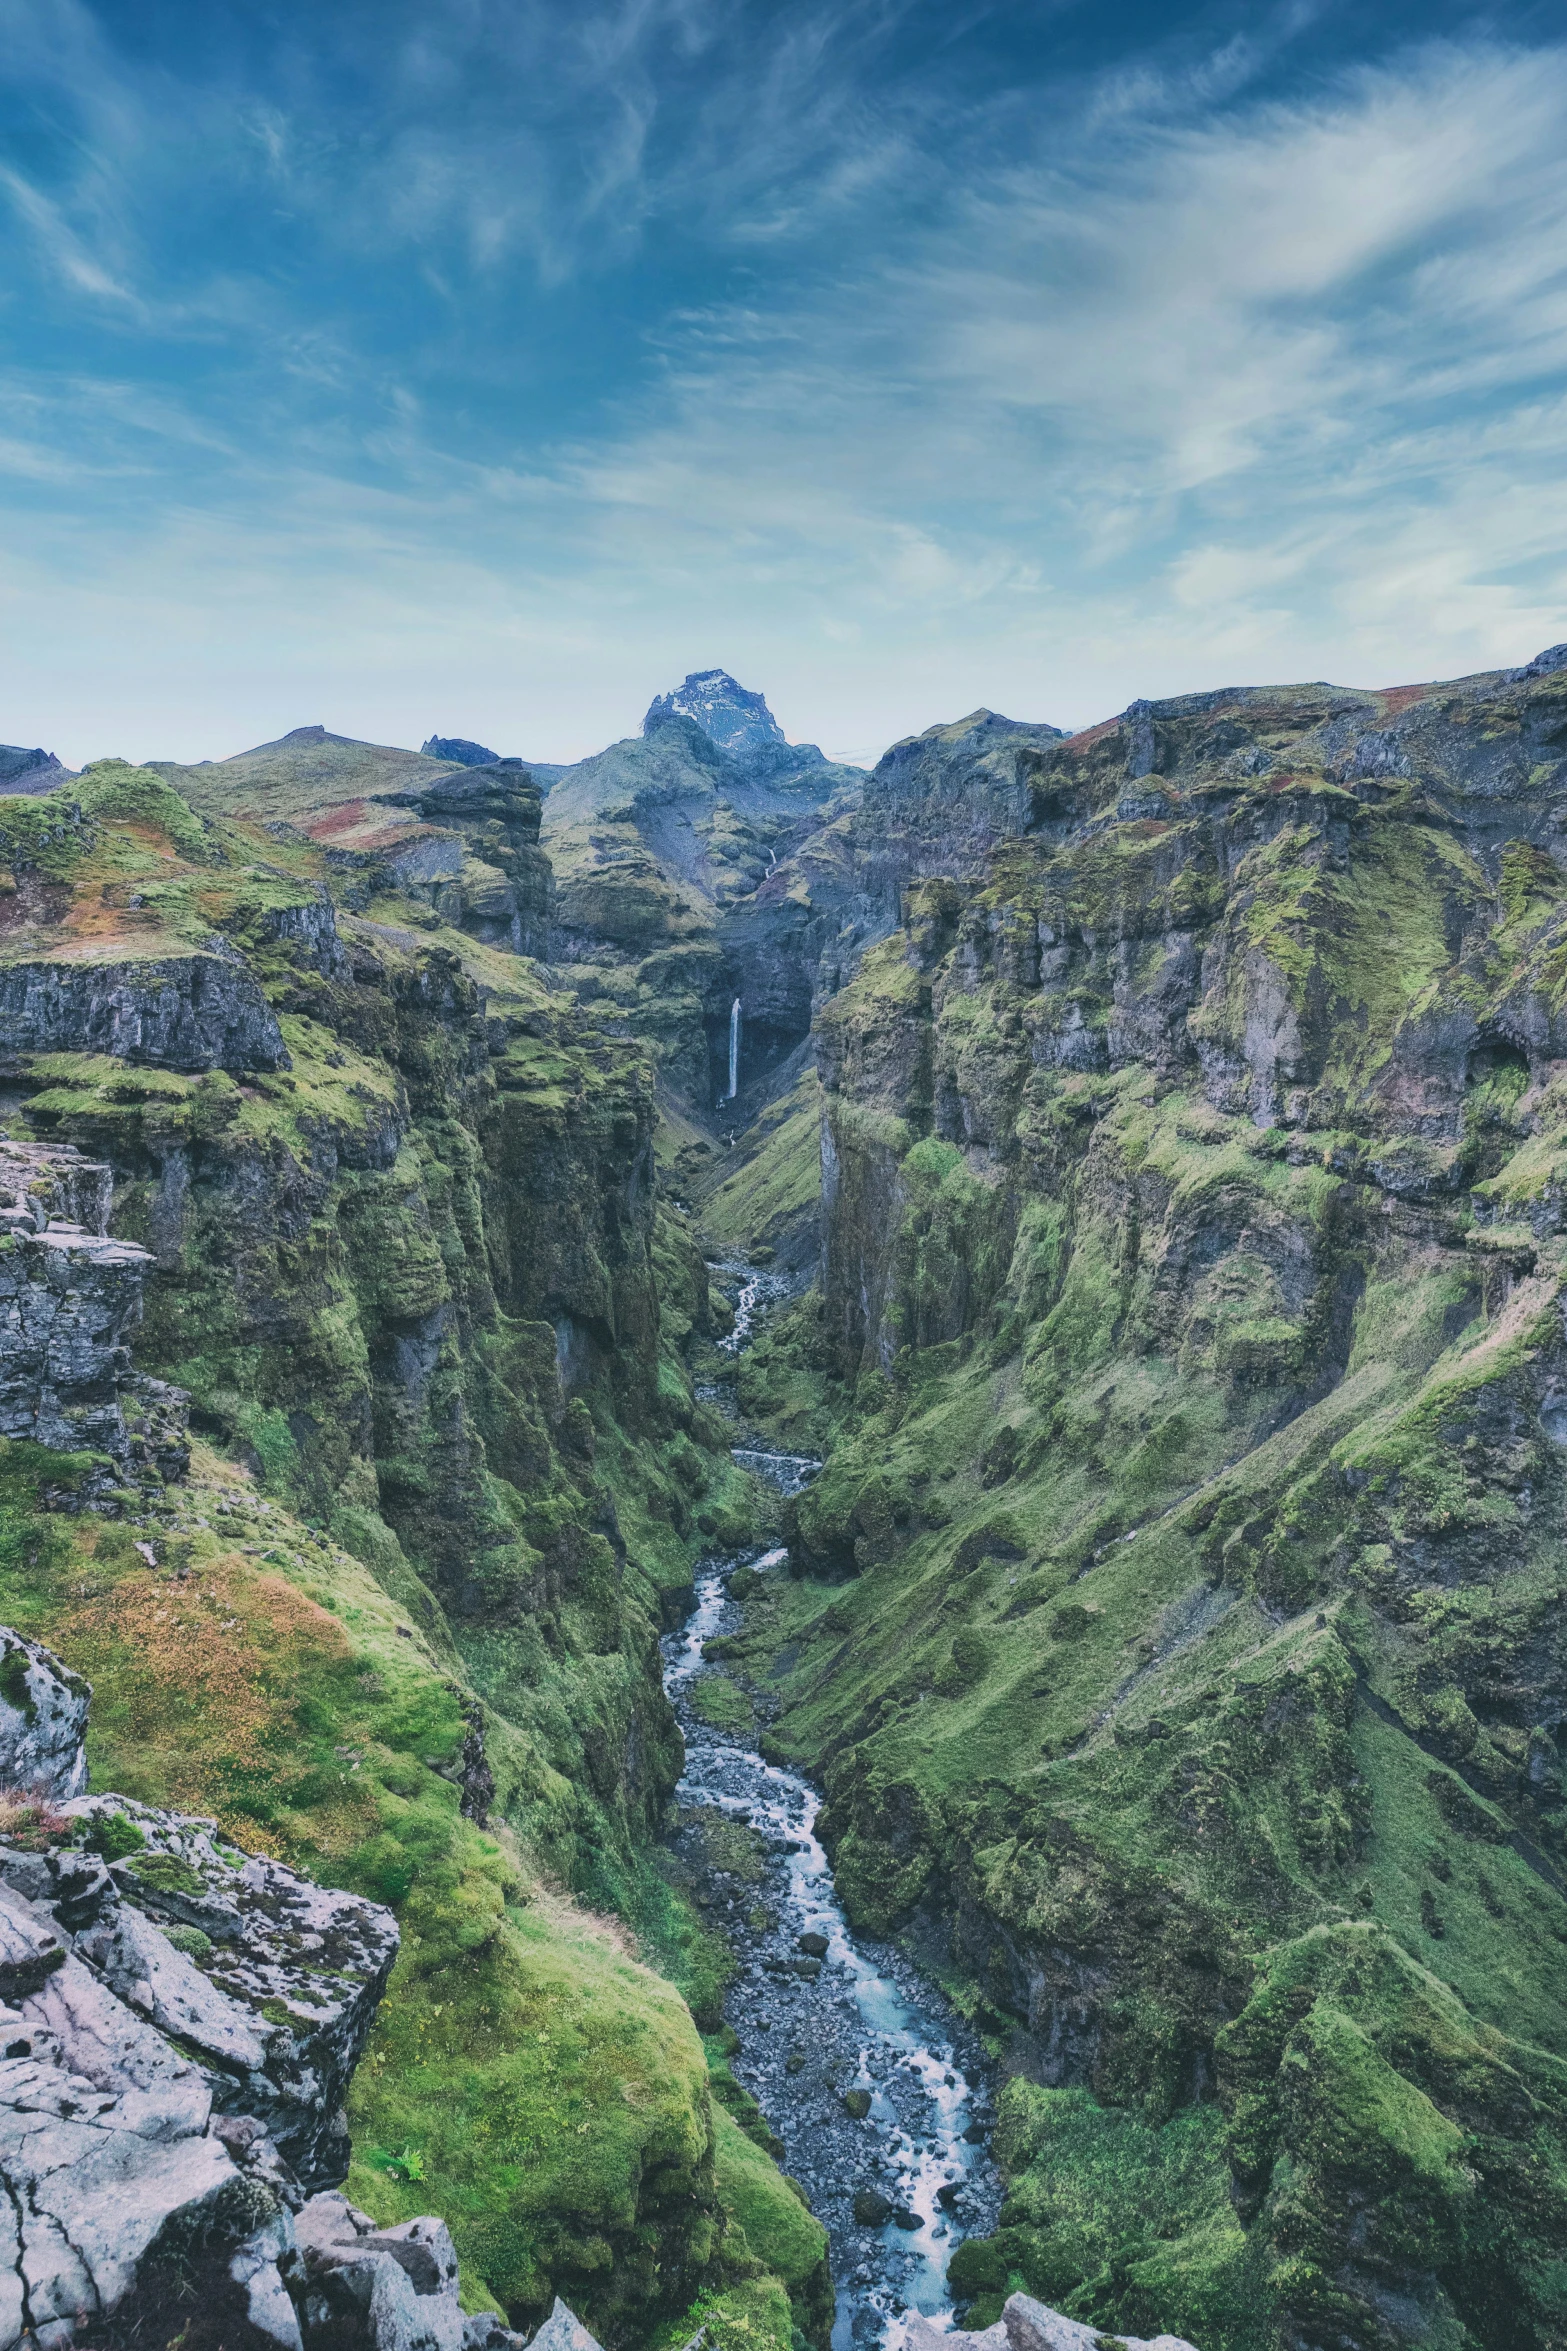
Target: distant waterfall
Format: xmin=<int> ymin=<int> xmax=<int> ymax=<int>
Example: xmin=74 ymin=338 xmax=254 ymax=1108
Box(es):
xmin=726 ymin=998 xmax=741 ymax=1101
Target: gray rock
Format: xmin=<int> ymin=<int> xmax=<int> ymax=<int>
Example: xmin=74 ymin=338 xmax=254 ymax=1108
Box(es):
xmin=906 ymin=2316 xmax=1006 ymax=2351
xmin=229 ymin=2208 xmax=307 ymax=2350
xmin=297 ymin=2195 xmax=466 ymax=2349
xmin=0 ymin=1882 xmax=65 ymax=2000
xmin=19 ymin=1953 xmax=213 ymax=2138
xmin=358 ymin=2214 xmax=461 ymax=2298
xmin=422 ymin=736 xmax=500 ymax=768
xmin=0 ymin=1973 xmax=239 ymax=2339
xmin=0 ymin=949 xmax=288 ymax=1072
xmin=1001 ymin=2290 xmax=1201 ymax=2351
xmin=0 ymin=745 xmax=72 ymax=794
xmin=527 ymin=2297 xmax=605 ymax=2351
xmin=0 ymin=1640 xmax=451 ymax=2351
xmin=0 ymin=1144 xmax=191 ymax=1495
xmin=65 ymin=1792 xmax=399 ymax=2187
xmin=0 ymin=1628 xmax=89 ymax=1801
xmin=461 ymin=2319 xmax=529 ymax=2350
xmin=301 ymin=2244 xmax=463 ymax=2351
xmin=252 ymin=891 xmax=352 ymax=980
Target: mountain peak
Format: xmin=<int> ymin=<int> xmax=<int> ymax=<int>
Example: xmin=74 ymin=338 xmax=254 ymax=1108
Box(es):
xmin=643 ymin=669 xmax=823 ymax=770
xmin=422 ymin=734 xmax=499 ymax=767
xmin=0 ymin=744 xmax=73 ymax=794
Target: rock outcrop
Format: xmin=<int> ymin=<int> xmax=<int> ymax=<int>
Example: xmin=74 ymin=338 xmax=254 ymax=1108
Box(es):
xmin=0 ymin=1141 xmax=189 ymax=1499
xmin=0 ymin=747 xmax=73 ymax=795
xmin=0 ymin=950 xmax=288 ymax=1074
xmin=0 ymin=1667 xmax=394 ymax=2347
xmin=908 ymin=2294 xmax=1197 ymax=2351
xmin=0 ymin=1629 xmax=88 ymax=1801
xmin=0 ymin=1628 xmax=548 ymax=2350
xmin=643 ymin=669 xmax=830 ymax=779
xmin=420 ymin=736 xmax=500 ymax=769
xmin=378 ymin=759 xmax=553 ymax=952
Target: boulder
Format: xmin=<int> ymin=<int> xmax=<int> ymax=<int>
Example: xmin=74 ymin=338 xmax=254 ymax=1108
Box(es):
xmin=0 ymin=1627 xmax=89 ymax=1801
xmin=1001 ymin=2291 xmax=1200 ymax=2351
xmin=528 ymin=2298 xmax=606 ymax=2351
xmin=64 ymin=1791 xmax=400 ymax=2187
xmin=906 ymin=2302 xmax=1202 ymax=2351
xmin=294 ymin=2193 xmax=557 ymax=2351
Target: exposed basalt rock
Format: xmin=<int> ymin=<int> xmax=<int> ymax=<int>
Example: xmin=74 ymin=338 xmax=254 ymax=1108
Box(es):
xmin=0 ymin=1714 xmax=395 ymax=2347
xmin=0 ymin=1141 xmax=191 ymax=1498
xmin=0 ymin=1630 xmax=623 ymax=2351
xmin=378 ymin=760 xmax=552 ymax=953
xmin=60 ymin=1791 xmax=399 ymax=2187
xmin=908 ymin=2292 xmax=1198 ymax=2351
xmin=0 ymin=951 xmax=288 ymax=1074
xmin=0 ymin=1628 xmax=89 ymax=1801
xmin=420 ymin=736 xmax=500 ymax=769
xmin=0 ymin=745 xmax=73 ymax=794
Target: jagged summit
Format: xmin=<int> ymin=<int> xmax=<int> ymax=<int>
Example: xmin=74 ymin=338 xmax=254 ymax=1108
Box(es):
xmin=0 ymin=743 xmax=74 ymax=794
xmin=644 ymin=668 xmax=826 ymax=772
xmin=422 ymin=733 xmax=499 ymax=766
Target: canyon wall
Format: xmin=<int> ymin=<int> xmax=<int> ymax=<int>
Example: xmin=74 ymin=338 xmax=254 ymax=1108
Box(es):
xmin=733 ymin=649 xmax=1567 ymax=2351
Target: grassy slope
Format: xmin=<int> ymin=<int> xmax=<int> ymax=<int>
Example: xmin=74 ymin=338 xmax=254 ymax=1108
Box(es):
xmin=708 ymin=686 xmax=1567 ymax=2348
xmin=0 ymin=764 xmax=825 ymax=2349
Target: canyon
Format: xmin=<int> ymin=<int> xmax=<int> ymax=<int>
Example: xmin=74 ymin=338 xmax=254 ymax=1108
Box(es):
xmin=3 ymin=646 xmax=1567 ymax=2351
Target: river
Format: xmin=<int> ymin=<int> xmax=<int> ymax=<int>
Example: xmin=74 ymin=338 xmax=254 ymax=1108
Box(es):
xmin=664 ymin=1260 xmax=1000 ymax=2350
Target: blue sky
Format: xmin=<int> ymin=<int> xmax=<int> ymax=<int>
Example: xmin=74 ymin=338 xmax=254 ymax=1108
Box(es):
xmin=3 ymin=0 xmax=1567 ymax=767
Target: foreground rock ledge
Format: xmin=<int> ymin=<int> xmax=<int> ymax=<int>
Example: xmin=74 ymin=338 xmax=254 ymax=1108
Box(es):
xmin=907 ymin=2293 xmax=1199 ymax=2351
xmin=0 ymin=1622 xmax=477 ymax=2348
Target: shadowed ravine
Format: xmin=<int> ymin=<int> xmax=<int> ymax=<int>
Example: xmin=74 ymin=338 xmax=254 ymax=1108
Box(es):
xmin=665 ymin=1265 xmax=1001 ymax=2349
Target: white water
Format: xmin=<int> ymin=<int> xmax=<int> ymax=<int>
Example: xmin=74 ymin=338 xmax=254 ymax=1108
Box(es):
xmin=727 ymin=996 xmax=742 ymax=1101
xmin=684 ymin=1257 xmax=999 ymax=2343
xmin=667 ymin=1543 xmax=998 ymax=2351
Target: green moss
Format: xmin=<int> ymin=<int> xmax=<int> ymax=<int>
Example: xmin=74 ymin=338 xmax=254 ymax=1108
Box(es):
xmin=955 ymin=2083 xmax=1270 ymax=2349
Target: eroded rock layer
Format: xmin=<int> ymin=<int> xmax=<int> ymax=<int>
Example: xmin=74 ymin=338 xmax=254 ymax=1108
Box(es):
xmin=713 ymin=650 xmax=1567 ymax=2351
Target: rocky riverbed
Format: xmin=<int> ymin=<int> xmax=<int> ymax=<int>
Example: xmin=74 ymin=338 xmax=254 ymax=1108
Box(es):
xmin=670 ymin=1261 xmax=1001 ymax=2351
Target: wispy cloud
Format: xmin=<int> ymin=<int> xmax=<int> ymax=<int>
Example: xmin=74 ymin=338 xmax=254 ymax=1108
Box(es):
xmin=0 ymin=164 xmax=137 ymax=305
xmin=0 ymin=5 xmax=1565 ymax=764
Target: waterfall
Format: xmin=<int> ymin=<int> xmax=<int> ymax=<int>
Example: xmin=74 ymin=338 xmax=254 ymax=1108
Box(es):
xmin=726 ymin=998 xmax=741 ymax=1101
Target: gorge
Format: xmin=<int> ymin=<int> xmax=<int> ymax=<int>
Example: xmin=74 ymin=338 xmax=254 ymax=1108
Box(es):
xmin=3 ymin=647 xmax=1567 ymax=2351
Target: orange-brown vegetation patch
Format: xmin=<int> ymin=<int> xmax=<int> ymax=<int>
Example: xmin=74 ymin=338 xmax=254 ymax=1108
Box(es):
xmin=1061 ymin=717 xmax=1122 ymax=756
xmin=299 ymin=801 xmax=429 ymax=854
xmin=59 ymin=1554 xmax=358 ymax=1847
xmin=1374 ymin=683 xmax=1435 ymax=717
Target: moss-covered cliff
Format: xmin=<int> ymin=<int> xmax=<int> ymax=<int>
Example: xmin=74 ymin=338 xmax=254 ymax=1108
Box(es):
xmin=716 ymin=649 xmax=1567 ymax=2351
xmin=0 ymin=757 xmax=823 ymax=2346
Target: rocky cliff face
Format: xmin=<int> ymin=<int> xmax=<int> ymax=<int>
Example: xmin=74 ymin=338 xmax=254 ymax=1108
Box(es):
xmin=0 ymin=1630 xmax=592 ymax=2350
xmin=0 ymin=749 xmax=817 ymax=2345
xmin=0 ymin=747 xmax=72 ymax=795
xmin=642 ymin=670 xmax=830 ymax=779
xmin=421 ymin=736 xmax=500 ymax=769
xmin=541 ymin=690 xmax=863 ymax=1109
xmin=718 ymin=649 xmax=1567 ymax=2351
xmin=0 ymin=1140 xmax=190 ymax=1500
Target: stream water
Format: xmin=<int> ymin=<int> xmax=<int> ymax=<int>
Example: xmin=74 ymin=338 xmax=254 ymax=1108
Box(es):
xmin=664 ymin=1262 xmax=1000 ymax=2350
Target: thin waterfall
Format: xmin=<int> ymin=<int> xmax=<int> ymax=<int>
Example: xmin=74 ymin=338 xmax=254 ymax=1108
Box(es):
xmin=726 ymin=997 xmax=741 ymax=1100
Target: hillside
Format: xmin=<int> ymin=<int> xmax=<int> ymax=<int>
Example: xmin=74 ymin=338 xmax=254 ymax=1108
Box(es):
xmin=702 ymin=644 xmax=1567 ymax=2351
xmin=10 ymin=642 xmax=1567 ymax=2351
xmin=541 ymin=680 xmax=862 ymax=1108
xmin=0 ymin=755 xmax=824 ymax=2347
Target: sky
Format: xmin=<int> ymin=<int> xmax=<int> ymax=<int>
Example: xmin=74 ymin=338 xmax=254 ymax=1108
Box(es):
xmin=3 ymin=0 xmax=1567 ymax=769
